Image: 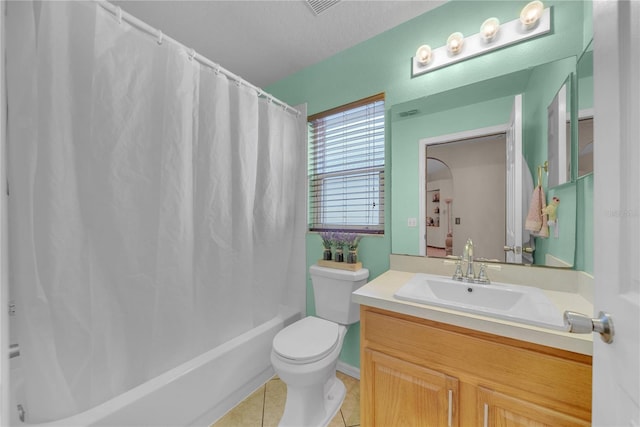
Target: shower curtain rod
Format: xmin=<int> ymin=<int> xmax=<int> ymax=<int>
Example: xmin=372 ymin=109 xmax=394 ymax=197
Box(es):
xmin=95 ymin=0 xmax=301 ymax=117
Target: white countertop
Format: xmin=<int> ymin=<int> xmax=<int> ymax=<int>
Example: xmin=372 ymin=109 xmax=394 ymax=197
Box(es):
xmin=352 ymin=270 xmax=594 ymax=356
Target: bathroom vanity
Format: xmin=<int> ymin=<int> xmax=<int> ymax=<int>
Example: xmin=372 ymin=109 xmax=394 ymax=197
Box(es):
xmin=353 ymin=259 xmax=593 ymax=426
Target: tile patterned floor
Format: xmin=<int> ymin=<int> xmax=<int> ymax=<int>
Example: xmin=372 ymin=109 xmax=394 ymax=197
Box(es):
xmin=211 ymin=372 xmax=360 ymax=427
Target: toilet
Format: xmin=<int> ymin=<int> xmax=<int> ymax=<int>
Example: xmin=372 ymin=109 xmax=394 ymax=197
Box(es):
xmin=271 ymin=264 xmax=369 ymax=427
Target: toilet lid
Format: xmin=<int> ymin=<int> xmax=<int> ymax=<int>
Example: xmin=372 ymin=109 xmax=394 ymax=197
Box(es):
xmin=273 ymin=317 xmax=340 ymax=364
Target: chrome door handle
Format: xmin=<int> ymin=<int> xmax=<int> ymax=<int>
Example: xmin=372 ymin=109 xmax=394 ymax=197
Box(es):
xmin=503 ymin=245 xmax=533 ymax=254
xmin=564 ymin=311 xmax=614 ymax=343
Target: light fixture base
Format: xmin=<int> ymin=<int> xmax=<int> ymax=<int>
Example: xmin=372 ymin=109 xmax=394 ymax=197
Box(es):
xmin=412 ymin=7 xmax=551 ymax=77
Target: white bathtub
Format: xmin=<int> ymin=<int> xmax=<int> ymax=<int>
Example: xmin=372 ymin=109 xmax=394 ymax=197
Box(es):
xmin=10 ymin=307 xmax=300 ymax=427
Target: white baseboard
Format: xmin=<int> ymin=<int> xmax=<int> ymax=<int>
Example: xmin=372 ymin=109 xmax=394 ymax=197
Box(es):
xmin=337 ymin=360 xmax=360 ymax=380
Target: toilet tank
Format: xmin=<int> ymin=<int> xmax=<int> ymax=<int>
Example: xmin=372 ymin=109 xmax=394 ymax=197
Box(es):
xmin=310 ymin=265 xmax=369 ymax=325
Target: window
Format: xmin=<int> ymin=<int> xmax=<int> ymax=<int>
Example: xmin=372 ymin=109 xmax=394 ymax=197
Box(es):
xmin=308 ymin=93 xmax=385 ymax=234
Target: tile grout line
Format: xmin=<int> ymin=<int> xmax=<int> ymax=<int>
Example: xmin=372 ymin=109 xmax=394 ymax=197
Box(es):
xmin=261 ymin=382 xmax=267 ymax=427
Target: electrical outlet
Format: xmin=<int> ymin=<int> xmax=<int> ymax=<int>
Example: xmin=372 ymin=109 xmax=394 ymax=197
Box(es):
xmin=407 ymin=218 xmax=417 ymax=227
xmin=455 ymin=217 xmax=461 ymax=224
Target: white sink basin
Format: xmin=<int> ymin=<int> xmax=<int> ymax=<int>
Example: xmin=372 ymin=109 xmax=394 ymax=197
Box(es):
xmin=394 ymin=273 xmax=568 ymax=330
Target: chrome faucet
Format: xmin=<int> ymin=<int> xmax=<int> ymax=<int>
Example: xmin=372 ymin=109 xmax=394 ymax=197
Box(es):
xmin=451 ymin=238 xmax=490 ymax=284
xmin=464 ymin=238 xmax=474 ymax=280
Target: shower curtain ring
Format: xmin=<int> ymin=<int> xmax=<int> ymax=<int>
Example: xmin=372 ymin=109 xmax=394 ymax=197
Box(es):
xmin=156 ymin=30 xmax=163 ymax=45
xmin=116 ymin=7 xmax=123 ymax=24
xmin=188 ymin=48 xmax=196 ymax=61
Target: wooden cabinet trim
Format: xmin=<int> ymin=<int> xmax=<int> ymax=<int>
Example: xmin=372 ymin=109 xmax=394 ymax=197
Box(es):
xmin=360 ymin=306 xmax=592 ymax=423
xmin=362 ymin=306 xmax=591 ymax=363
xmin=478 ymin=386 xmax=591 ymax=427
xmin=364 ymin=349 xmax=460 ymax=427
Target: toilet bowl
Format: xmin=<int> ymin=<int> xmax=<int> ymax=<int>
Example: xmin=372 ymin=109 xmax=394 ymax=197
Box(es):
xmin=271 ymin=265 xmax=368 ymax=427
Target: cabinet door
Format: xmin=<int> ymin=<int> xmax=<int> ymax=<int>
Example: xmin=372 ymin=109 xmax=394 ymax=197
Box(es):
xmin=363 ymin=349 xmax=459 ymax=426
xmin=477 ymin=387 xmax=590 ymax=427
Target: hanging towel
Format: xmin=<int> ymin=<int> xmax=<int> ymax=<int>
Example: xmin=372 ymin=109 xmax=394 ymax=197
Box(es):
xmin=521 ymin=161 xmax=535 ymax=263
xmin=538 ymin=186 xmax=550 ymax=238
xmin=525 ymin=185 xmax=543 ymax=232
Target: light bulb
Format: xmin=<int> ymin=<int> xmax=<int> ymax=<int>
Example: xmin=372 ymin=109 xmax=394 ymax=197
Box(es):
xmin=446 ymin=32 xmax=464 ymax=55
xmin=520 ymin=0 xmax=544 ymax=29
xmin=480 ymin=17 xmax=500 ymax=42
xmin=416 ymin=44 xmax=432 ymax=65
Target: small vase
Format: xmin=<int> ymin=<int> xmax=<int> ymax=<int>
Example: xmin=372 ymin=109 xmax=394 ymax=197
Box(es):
xmin=347 ymin=249 xmax=358 ymax=264
xmin=335 ymin=247 xmax=344 ymax=262
xmin=323 ymin=248 xmax=332 ymax=261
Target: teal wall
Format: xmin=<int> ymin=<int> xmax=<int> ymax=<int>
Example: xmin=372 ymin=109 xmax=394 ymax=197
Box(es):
xmin=577 ymin=45 xmax=594 ymax=112
xmin=575 ymin=173 xmax=594 ymax=273
xmin=521 ymin=56 xmax=578 ymax=266
xmin=267 ymin=0 xmax=591 ymax=369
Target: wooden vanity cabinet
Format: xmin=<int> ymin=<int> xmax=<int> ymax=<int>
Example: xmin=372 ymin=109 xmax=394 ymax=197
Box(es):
xmin=360 ymin=306 xmax=592 ymax=426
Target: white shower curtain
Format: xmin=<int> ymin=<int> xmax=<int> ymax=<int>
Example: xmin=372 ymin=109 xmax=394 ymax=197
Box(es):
xmin=6 ymin=1 xmax=305 ymax=422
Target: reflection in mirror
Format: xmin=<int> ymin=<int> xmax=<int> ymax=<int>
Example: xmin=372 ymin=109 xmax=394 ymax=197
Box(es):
xmin=391 ymin=57 xmax=579 ymax=267
xmin=425 ymin=159 xmax=453 ymax=258
xmin=577 ymin=117 xmax=593 ymax=176
xmin=577 ymin=40 xmax=594 ymax=177
xmin=425 ymin=133 xmax=506 ymax=262
xmin=547 ymin=78 xmax=571 ymax=188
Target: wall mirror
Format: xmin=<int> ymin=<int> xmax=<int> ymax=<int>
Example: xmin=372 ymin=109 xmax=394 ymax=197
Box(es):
xmin=547 ymin=76 xmax=572 ymax=188
xmin=577 ymin=39 xmax=594 ymax=177
xmin=391 ymin=56 xmax=579 ymax=268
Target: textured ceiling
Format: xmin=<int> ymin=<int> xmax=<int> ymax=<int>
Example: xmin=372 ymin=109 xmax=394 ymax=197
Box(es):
xmin=110 ymin=1 xmax=445 ymax=88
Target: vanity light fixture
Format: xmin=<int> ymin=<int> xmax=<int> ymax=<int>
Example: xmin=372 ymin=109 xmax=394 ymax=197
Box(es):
xmin=412 ymin=4 xmax=550 ymax=77
xmin=520 ymin=1 xmax=544 ymax=30
xmin=415 ymin=44 xmax=433 ymax=65
xmin=446 ymin=32 xmax=464 ymax=55
xmin=480 ymin=17 xmax=500 ymax=43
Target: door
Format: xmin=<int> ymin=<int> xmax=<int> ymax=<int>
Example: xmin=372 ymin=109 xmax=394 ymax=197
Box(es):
xmin=363 ymin=349 xmax=459 ymax=427
xmin=592 ymin=1 xmax=640 ymax=425
xmin=478 ymin=387 xmax=590 ymax=427
xmin=505 ymin=95 xmax=523 ymax=264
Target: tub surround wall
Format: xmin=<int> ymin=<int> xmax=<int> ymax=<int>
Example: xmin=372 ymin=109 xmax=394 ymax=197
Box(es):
xmin=11 ymin=309 xmax=300 ymax=427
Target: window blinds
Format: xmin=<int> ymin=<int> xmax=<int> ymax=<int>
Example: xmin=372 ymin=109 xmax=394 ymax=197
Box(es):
xmin=308 ymin=94 xmax=385 ymax=233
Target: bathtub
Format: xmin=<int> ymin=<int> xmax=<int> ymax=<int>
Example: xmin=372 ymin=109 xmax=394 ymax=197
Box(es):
xmin=10 ymin=307 xmax=300 ymax=426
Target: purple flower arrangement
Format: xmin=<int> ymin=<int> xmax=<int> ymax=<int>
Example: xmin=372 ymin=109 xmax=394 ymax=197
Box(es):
xmin=319 ymin=231 xmax=361 ymax=263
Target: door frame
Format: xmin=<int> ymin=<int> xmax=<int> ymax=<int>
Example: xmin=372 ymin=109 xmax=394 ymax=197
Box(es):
xmin=418 ymin=123 xmax=509 ymax=256
xmin=1 ymin=1 xmax=9 ymax=425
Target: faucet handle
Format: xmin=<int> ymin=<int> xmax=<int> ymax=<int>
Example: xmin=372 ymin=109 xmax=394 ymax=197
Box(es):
xmin=452 ymin=257 xmax=464 ymax=281
xmin=476 ymin=263 xmax=490 ymax=284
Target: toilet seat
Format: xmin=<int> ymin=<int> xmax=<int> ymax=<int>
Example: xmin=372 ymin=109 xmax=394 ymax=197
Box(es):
xmin=273 ymin=317 xmax=339 ymax=364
